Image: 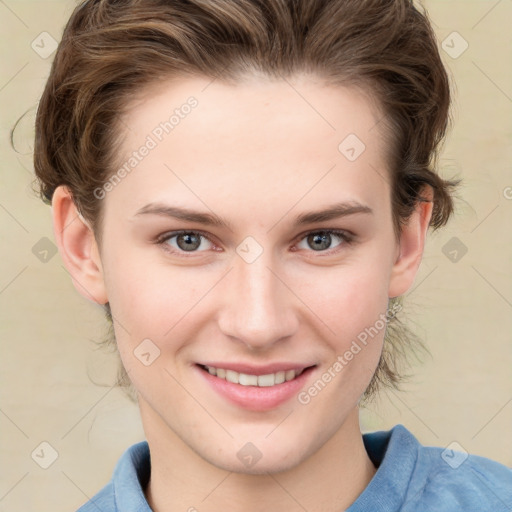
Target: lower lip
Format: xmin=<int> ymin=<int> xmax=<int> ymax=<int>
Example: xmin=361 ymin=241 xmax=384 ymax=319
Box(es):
xmin=195 ymin=364 xmax=316 ymax=411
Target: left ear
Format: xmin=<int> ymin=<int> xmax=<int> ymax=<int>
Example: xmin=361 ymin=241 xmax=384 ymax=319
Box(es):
xmin=388 ymin=185 xmax=434 ymax=298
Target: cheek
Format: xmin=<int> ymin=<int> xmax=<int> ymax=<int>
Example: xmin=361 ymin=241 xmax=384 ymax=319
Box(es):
xmin=107 ymin=263 xmax=205 ymax=333
xmin=314 ymin=272 xmax=389 ymax=390
xmin=102 ymin=257 xmax=207 ymax=386
xmin=291 ymin=254 xmax=391 ymax=373
xmin=102 ymin=248 xmax=221 ymax=371
xmin=293 ymin=252 xmax=391 ymax=326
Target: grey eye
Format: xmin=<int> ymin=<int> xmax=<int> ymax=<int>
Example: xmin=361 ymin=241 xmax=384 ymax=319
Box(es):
xmin=164 ymin=232 xmax=213 ymax=252
xmin=297 ymin=231 xmax=345 ymax=252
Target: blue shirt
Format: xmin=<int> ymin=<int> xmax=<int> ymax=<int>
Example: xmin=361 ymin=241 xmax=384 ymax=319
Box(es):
xmin=76 ymin=424 xmax=512 ymax=511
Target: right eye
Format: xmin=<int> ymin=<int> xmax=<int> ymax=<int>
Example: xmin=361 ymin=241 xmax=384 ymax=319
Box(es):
xmin=156 ymin=230 xmax=216 ymax=255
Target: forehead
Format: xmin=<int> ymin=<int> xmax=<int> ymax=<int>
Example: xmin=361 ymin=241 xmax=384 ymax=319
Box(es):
xmin=108 ymin=74 xmax=391 ymax=220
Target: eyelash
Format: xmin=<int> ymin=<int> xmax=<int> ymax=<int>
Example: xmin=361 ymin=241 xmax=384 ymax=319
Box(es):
xmin=154 ymin=229 xmax=355 ymax=257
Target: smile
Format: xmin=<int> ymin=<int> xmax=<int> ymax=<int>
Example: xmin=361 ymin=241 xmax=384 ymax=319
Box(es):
xmin=199 ymin=364 xmax=307 ymax=387
xmin=196 ymin=363 xmax=317 ymax=411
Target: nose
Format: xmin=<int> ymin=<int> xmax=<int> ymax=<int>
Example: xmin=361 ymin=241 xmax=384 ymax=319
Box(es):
xmin=217 ymin=249 xmax=299 ymax=351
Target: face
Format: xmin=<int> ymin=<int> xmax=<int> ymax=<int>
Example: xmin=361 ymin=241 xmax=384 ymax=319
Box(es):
xmin=95 ymin=74 xmax=402 ymax=474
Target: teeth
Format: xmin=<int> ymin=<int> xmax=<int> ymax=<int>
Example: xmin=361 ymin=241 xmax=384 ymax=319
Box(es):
xmin=203 ymin=365 xmax=306 ymax=387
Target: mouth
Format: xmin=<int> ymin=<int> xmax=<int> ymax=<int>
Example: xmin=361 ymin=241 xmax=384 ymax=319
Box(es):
xmin=195 ymin=363 xmax=317 ymax=411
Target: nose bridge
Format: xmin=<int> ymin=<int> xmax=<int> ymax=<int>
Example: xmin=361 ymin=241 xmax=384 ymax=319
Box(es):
xmin=218 ymin=247 xmax=297 ymax=349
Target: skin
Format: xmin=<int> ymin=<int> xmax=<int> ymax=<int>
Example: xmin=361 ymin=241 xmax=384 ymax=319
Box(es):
xmin=52 ymin=73 xmax=433 ymax=512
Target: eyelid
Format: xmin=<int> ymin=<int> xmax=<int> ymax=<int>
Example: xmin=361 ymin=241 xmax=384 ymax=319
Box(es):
xmin=293 ymin=227 xmax=355 ymax=243
xmin=154 ymin=229 xmax=217 ymax=254
xmin=293 ymin=228 xmax=355 ymax=254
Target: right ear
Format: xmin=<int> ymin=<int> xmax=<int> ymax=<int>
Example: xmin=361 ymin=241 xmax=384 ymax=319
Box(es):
xmin=51 ymin=185 xmax=108 ymax=305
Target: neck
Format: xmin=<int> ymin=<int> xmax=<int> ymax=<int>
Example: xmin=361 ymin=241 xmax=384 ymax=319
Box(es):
xmin=142 ymin=404 xmax=376 ymax=512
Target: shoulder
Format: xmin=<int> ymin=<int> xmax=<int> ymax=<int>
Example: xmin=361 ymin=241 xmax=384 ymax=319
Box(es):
xmin=355 ymin=424 xmax=512 ymax=512
xmin=74 ymin=440 xmax=152 ymax=512
xmin=75 ymin=482 xmax=115 ymax=511
xmin=406 ymin=438 xmax=512 ymax=510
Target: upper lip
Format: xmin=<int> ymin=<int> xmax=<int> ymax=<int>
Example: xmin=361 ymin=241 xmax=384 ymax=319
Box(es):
xmin=197 ymin=362 xmax=316 ymax=376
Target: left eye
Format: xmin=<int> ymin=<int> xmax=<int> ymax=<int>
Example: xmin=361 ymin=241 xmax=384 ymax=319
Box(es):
xmin=295 ymin=230 xmax=352 ymax=253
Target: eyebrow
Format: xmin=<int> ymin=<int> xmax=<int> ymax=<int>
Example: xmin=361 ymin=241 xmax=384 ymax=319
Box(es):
xmin=133 ymin=201 xmax=373 ymax=230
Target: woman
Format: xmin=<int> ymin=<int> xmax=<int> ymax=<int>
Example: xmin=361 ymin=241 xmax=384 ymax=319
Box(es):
xmin=33 ymin=0 xmax=511 ymax=510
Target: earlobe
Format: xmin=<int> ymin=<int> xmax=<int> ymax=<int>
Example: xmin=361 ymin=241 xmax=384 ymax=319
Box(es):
xmin=51 ymin=185 xmax=108 ymax=305
xmin=388 ymin=186 xmax=434 ymax=298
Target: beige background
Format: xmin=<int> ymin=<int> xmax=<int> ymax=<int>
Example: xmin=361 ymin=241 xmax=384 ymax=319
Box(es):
xmin=1 ymin=0 xmax=511 ymax=510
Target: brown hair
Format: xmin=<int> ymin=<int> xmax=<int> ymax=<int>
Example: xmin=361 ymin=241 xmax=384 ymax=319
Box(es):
xmin=32 ymin=0 xmax=461 ymax=404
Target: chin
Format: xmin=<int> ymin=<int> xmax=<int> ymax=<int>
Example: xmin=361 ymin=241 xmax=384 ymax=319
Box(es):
xmin=212 ymin=453 xmax=303 ymax=476
xmin=192 ymin=433 xmax=307 ymax=476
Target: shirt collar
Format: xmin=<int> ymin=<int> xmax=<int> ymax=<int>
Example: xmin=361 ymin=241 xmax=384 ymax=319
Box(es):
xmin=347 ymin=424 xmax=419 ymax=511
xmin=113 ymin=439 xmax=152 ymax=511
